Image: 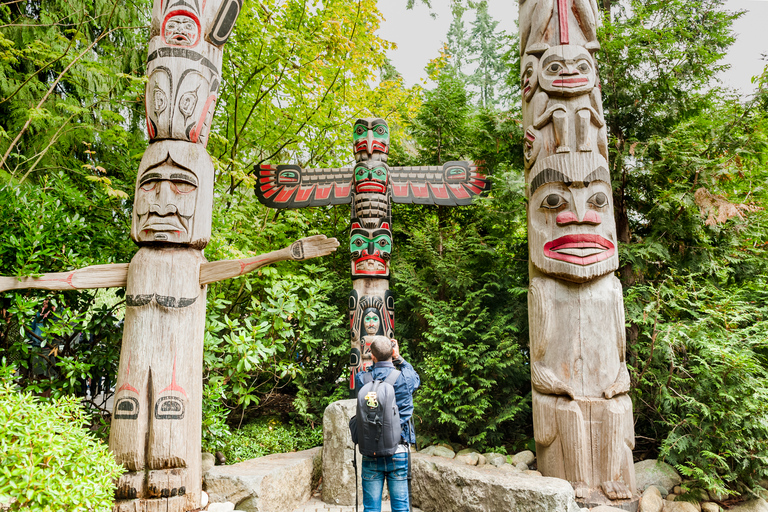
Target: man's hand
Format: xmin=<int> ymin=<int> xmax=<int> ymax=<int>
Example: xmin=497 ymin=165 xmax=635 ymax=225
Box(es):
xmin=391 ymin=338 xmax=400 ymax=360
xmin=289 ymin=235 xmax=340 ymax=261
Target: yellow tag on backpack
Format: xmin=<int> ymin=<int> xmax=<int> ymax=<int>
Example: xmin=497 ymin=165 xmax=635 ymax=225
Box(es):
xmin=365 ymin=391 xmax=378 ymax=408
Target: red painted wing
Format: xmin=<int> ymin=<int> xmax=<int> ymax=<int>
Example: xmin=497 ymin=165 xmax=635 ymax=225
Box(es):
xmin=254 ymin=164 xmax=354 ymax=208
xmin=389 ymin=161 xmax=490 ymax=206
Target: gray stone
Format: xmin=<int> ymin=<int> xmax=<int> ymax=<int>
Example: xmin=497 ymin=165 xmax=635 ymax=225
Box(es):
xmin=635 ymin=460 xmax=683 ymax=494
xmin=419 ymin=445 xmax=437 ymax=456
xmin=511 ymin=450 xmax=536 ymax=466
xmin=456 ymin=448 xmax=479 ymax=456
xmin=456 ymin=453 xmax=480 ymax=466
xmin=202 ymin=452 xmax=216 ymax=474
xmin=662 ymin=501 xmax=699 ymax=512
xmin=476 ymin=454 xmax=487 ymax=467
xmin=204 ymin=447 xmax=321 ymax=512
xmin=640 ymin=484 xmax=664 ymax=512
xmin=433 ymin=445 xmax=456 ymax=459
xmin=524 ymin=470 xmax=543 ymax=477
xmin=483 ymin=453 xmax=507 ymax=467
xmin=701 ymin=503 xmax=720 ymax=512
xmin=208 ymin=503 xmax=235 ymax=512
xmin=320 ymin=399 xmax=361 ymax=507
xmin=497 ymin=463 xmax=524 ymax=473
xmin=729 ymin=498 xmax=768 ymax=512
xmin=707 ymin=489 xmax=728 ymax=502
xmin=593 ymin=506 xmax=633 ymax=512
xmin=516 ymin=462 xmax=529 ymax=471
xmin=411 ymin=453 xmax=581 ymax=512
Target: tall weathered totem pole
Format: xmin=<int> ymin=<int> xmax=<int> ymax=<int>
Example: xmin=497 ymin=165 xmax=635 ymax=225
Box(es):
xmin=519 ymin=0 xmax=637 ymax=507
xmin=0 ymin=1 xmax=340 ymax=511
xmin=255 ymin=119 xmax=489 ymax=391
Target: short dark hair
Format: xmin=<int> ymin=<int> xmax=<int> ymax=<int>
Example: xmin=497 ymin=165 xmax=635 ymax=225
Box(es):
xmin=370 ymin=336 xmax=393 ymax=362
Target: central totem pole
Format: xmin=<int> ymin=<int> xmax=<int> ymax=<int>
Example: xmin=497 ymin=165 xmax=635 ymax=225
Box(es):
xmin=519 ymin=0 xmax=637 ymax=507
xmin=254 ymin=119 xmax=490 ymax=392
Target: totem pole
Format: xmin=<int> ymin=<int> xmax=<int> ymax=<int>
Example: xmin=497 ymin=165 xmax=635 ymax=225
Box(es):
xmin=0 ymin=2 xmax=340 ymax=511
xmin=519 ymin=0 xmax=637 ymax=507
xmin=254 ymin=118 xmax=489 ymax=392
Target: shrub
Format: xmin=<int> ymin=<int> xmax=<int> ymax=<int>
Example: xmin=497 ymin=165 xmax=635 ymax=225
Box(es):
xmin=0 ymin=367 xmax=123 ymax=511
xmin=220 ymin=416 xmax=323 ymax=464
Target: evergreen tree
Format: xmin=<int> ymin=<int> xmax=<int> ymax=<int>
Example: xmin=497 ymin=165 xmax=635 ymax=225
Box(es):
xmin=467 ymin=1 xmax=508 ymax=109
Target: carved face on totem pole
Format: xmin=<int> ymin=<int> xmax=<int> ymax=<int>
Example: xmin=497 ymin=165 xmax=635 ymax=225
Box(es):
xmin=353 ymin=118 xmax=389 ymax=162
xmin=163 ymin=13 xmax=201 ymax=46
xmin=354 ymin=161 xmax=389 ymax=194
xmin=538 ymin=45 xmax=596 ymax=97
xmin=131 ymin=141 xmax=214 ymax=249
xmin=350 ymin=217 xmax=392 ymax=279
xmin=528 ymin=152 xmax=618 ymax=283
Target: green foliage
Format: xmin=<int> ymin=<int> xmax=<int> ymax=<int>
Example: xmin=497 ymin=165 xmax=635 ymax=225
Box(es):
xmin=0 ymin=364 xmax=123 ymax=511
xmin=218 ymin=416 xmax=323 ymax=464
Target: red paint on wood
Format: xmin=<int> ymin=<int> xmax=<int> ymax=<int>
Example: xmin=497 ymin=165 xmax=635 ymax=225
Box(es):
xmin=558 ymin=0 xmax=570 ymax=44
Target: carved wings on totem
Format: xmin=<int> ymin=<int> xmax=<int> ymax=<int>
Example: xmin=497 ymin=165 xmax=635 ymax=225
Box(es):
xmin=254 ymin=161 xmax=490 ymax=209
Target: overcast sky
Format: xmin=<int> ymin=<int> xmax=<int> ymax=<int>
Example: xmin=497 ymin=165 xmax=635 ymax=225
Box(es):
xmin=377 ymin=0 xmax=768 ymax=96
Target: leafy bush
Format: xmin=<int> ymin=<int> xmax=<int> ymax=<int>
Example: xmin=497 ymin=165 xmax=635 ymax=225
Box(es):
xmin=0 ymin=366 xmax=123 ymax=511
xmin=219 ymin=416 xmax=323 ymax=464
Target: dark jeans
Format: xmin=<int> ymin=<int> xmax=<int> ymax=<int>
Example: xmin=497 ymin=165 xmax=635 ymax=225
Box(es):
xmin=361 ymin=452 xmax=409 ymax=512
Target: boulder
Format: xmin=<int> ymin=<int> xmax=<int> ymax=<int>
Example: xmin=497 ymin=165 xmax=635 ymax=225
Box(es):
xmin=320 ymin=399 xmax=361 ymax=506
xmin=410 ymin=453 xmax=581 ymax=512
xmin=456 ymin=452 xmax=481 ymax=466
xmin=662 ymin=501 xmax=699 ymax=512
xmin=635 ymin=460 xmax=682 ymax=494
xmin=593 ymin=506 xmax=633 ymax=512
xmin=729 ymin=498 xmax=768 ymax=512
xmin=511 ymin=450 xmax=536 ymax=466
xmin=701 ymin=503 xmax=720 ymax=512
xmin=433 ymin=445 xmax=456 ymax=459
xmin=483 ymin=453 xmax=507 ymax=467
xmin=477 ymin=454 xmax=487 ymax=467
xmin=640 ymin=484 xmax=664 ymax=512
xmin=419 ymin=445 xmax=437 ymax=456
xmin=202 ymin=452 xmax=216 ymax=474
xmin=516 ymin=462 xmax=530 ymax=471
xmin=203 ymin=447 xmax=321 ymax=512
xmin=457 ymin=448 xmax=479 ymax=456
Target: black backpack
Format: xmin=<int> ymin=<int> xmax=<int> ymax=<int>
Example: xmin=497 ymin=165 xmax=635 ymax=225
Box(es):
xmin=350 ymin=370 xmax=402 ymax=456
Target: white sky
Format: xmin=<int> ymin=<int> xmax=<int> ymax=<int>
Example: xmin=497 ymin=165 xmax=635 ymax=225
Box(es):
xmin=377 ymin=0 xmax=768 ymax=96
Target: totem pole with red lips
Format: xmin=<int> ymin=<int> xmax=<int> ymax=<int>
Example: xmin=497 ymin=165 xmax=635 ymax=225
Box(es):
xmin=0 ymin=2 xmax=342 ymax=510
xmin=519 ymin=0 xmax=638 ymax=507
xmin=255 ymin=118 xmax=490 ymax=393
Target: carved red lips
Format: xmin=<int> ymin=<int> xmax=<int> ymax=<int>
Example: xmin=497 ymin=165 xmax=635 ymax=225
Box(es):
xmin=552 ymin=77 xmax=589 ymax=87
xmin=543 ymin=234 xmax=615 ymax=265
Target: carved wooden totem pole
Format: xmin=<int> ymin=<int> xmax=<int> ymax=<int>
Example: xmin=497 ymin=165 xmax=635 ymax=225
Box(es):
xmin=519 ymin=0 xmax=638 ymax=507
xmin=0 ymin=2 xmax=340 ymax=511
xmin=254 ymin=119 xmax=489 ymax=392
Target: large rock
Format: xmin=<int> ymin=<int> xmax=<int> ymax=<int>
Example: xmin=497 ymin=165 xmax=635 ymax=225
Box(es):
xmin=433 ymin=445 xmax=456 ymax=459
xmin=202 ymin=452 xmax=216 ymax=474
xmin=729 ymin=498 xmax=768 ymax=512
xmin=321 ymin=399 xmax=361 ymax=506
xmin=483 ymin=453 xmax=507 ymax=467
xmin=635 ymin=460 xmax=682 ymax=494
xmin=203 ymin=447 xmax=321 ymax=512
xmin=511 ymin=450 xmax=536 ymax=466
xmin=640 ymin=486 xmax=664 ymax=512
xmin=662 ymin=501 xmax=699 ymax=512
xmin=411 ymin=453 xmax=581 ymax=512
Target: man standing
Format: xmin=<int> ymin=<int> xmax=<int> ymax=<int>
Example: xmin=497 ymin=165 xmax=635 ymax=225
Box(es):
xmin=354 ymin=336 xmax=420 ymax=512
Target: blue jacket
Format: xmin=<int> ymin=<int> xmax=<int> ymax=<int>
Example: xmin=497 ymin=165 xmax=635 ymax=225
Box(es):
xmin=355 ymin=358 xmax=420 ymax=444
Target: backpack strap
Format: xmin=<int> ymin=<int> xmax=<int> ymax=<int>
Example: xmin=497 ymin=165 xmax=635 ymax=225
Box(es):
xmin=360 ymin=372 xmax=373 ymax=386
xmin=383 ymin=369 xmax=401 ymax=386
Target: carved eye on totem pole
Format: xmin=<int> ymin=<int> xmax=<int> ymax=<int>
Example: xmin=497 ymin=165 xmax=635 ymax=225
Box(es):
xmin=354 ymin=161 xmax=389 ymax=194
xmin=353 ymin=118 xmax=390 ymax=162
xmin=538 ymin=45 xmax=596 ymax=97
xmin=349 ymin=218 xmax=392 ymax=279
xmin=131 ymin=141 xmax=214 ymax=248
xmin=163 ymin=13 xmax=201 ymax=46
xmin=528 ymin=153 xmax=618 ymax=283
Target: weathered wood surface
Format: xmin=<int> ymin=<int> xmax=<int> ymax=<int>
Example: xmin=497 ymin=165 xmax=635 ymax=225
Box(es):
xmin=520 ymin=0 xmax=637 ymax=503
xmin=0 ymin=263 xmax=129 ymax=293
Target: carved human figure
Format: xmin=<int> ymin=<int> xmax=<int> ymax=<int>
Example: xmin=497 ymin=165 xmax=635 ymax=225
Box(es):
xmin=529 ymin=45 xmax=606 ymax=157
xmin=527 ymin=152 xmax=634 ymax=501
xmin=350 ymin=217 xmax=392 ymax=279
